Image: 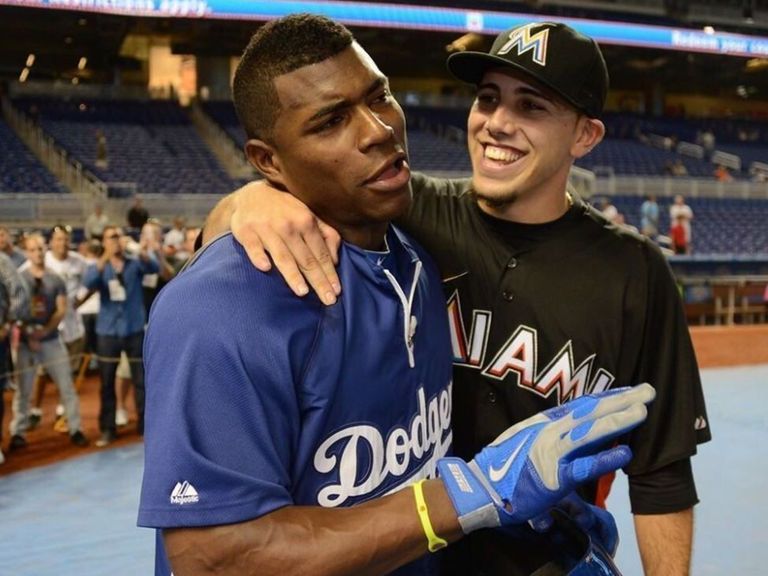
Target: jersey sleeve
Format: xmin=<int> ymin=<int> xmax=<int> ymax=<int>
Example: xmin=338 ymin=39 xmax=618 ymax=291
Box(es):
xmin=625 ymin=243 xmax=711 ymax=479
xmin=138 ymin=237 xmax=323 ymax=529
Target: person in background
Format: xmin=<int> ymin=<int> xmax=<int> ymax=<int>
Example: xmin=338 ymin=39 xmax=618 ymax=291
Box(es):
xmin=669 ymin=214 xmax=688 ymax=255
xmin=83 ymin=225 xmax=159 ymax=447
xmin=713 ymin=164 xmax=733 ymax=182
xmin=172 ymin=226 xmax=201 ymax=272
xmin=115 ymin=219 xmax=175 ymax=428
xmin=8 ymin=233 xmax=89 ymax=451
xmin=26 ymin=225 xmax=89 ymax=432
xmin=95 ymin=129 xmax=109 ymax=170
xmin=670 ymin=159 xmax=688 ymax=177
xmin=0 ymin=226 xmax=27 ymax=268
xmin=639 ymin=194 xmax=659 ymax=239
xmin=85 ymin=204 xmax=110 ymax=241
xmin=0 ymin=252 xmax=30 ymax=465
xmin=669 ymin=194 xmax=694 ymax=253
xmin=162 ymin=216 xmax=187 ymax=267
xmin=126 ymin=195 xmax=150 ymax=238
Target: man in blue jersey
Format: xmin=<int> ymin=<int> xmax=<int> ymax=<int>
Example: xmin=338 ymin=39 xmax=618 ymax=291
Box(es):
xmin=139 ymin=15 xmax=655 ymax=576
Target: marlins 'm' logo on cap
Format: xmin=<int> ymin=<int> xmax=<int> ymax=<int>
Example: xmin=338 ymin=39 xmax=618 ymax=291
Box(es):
xmin=496 ymin=23 xmax=551 ymax=67
xmin=446 ymin=21 xmax=609 ymax=118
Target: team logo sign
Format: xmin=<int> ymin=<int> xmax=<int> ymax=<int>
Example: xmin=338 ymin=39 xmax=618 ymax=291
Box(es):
xmin=497 ymin=23 xmax=551 ymax=66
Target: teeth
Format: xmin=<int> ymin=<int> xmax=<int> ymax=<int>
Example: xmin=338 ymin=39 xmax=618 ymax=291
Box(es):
xmin=485 ymin=145 xmax=521 ymax=163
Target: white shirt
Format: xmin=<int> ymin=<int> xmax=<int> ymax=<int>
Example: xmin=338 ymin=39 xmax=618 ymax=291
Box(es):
xmin=44 ymin=251 xmax=87 ymax=342
xmin=163 ymin=228 xmax=185 ymax=250
xmin=669 ymin=203 xmax=694 ymax=241
xmin=85 ymin=212 xmax=110 ymax=239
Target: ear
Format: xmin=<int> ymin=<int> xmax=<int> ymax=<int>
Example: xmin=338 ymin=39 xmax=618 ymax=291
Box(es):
xmin=571 ymin=117 xmax=605 ymax=159
xmin=244 ymin=139 xmax=288 ymax=189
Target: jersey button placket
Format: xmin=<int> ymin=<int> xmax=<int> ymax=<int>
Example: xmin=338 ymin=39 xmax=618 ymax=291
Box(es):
xmin=500 ymin=256 xmax=519 ymax=302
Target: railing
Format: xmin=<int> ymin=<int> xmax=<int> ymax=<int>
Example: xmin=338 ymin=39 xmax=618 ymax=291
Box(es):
xmin=0 ymin=193 xmax=223 ymax=229
xmin=680 ymin=275 xmax=768 ymax=326
xmin=594 ymin=175 xmax=768 ymax=199
xmin=8 ymin=80 xmax=156 ymax=102
xmin=189 ymin=102 xmax=254 ymax=180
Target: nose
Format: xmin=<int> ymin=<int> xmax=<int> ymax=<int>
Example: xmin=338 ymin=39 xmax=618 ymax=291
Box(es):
xmin=358 ymin=107 xmax=395 ymax=150
xmin=485 ymin=106 xmax=516 ymax=139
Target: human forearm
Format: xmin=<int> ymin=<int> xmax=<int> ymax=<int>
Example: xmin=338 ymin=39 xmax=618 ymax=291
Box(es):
xmin=41 ymin=297 xmax=67 ymax=336
xmin=634 ymin=508 xmax=693 ymax=575
xmin=165 ymin=479 xmax=461 ymax=576
xmin=203 ymin=192 xmax=238 ymax=243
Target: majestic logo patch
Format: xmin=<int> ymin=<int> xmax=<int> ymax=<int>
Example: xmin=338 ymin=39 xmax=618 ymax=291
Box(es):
xmin=497 ymin=23 xmax=551 ymax=66
xmin=170 ymin=481 xmax=199 ymax=505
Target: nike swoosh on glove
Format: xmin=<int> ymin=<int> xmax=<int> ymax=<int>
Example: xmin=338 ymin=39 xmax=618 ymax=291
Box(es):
xmin=530 ymin=492 xmax=619 ymax=557
xmin=436 ymin=383 xmax=655 ymax=534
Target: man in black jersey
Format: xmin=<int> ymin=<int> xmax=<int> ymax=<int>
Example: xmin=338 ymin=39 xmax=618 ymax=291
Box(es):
xmin=205 ymin=21 xmax=710 ymax=576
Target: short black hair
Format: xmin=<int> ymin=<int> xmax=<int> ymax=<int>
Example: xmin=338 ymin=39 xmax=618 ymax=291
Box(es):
xmin=232 ymin=13 xmax=355 ymax=142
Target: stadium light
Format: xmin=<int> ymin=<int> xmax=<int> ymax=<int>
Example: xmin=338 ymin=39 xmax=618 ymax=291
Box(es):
xmin=26 ymin=54 xmax=35 ymax=67
xmin=19 ymin=67 xmax=29 ymax=82
xmin=78 ymin=57 xmax=87 ymax=70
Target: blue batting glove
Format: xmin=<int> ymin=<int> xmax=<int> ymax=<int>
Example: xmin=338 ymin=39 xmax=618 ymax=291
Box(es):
xmin=437 ymin=383 xmax=655 ymax=534
xmin=530 ymin=492 xmax=619 ymax=557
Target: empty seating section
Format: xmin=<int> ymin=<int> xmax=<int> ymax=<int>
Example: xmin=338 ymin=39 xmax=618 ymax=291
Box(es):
xmin=201 ymin=101 xmax=247 ymax=149
xmin=575 ymin=138 xmax=711 ymax=176
xmin=406 ymin=131 xmax=471 ymax=173
xmin=602 ymin=112 xmax=768 ymax=177
xmin=13 ymin=98 xmax=233 ymax=195
xmin=3 ymin=98 xmax=765 ymax=258
xmin=609 ymin=195 xmax=768 ymax=255
xmin=0 ymin=118 xmax=65 ymax=193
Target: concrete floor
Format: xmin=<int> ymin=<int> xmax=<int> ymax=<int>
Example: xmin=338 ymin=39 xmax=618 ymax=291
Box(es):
xmin=0 ymin=364 xmax=763 ymax=575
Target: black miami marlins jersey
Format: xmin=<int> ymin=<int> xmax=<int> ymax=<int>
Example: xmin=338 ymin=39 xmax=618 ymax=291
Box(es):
xmin=138 ymin=228 xmax=453 ymax=576
xmin=402 ymin=173 xmax=711 ymax=575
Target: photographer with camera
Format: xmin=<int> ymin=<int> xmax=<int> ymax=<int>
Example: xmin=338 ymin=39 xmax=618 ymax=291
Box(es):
xmin=83 ymin=225 xmax=158 ymax=447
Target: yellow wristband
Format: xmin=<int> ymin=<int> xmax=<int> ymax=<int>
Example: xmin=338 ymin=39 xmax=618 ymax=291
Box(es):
xmin=412 ymin=479 xmax=448 ymax=553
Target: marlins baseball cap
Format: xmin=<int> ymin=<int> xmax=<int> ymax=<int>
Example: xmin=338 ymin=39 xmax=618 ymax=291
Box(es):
xmin=447 ymin=22 xmax=608 ymax=118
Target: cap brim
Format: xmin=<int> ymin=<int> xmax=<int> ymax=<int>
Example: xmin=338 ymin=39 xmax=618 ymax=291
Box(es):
xmin=446 ymin=50 xmax=590 ymax=117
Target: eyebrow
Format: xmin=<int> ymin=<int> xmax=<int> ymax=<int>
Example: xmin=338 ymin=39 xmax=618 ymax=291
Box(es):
xmin=307 ymin=76 xmax=388 ymax=123
xmin=477 ymin=82 xmax=555 ymax=103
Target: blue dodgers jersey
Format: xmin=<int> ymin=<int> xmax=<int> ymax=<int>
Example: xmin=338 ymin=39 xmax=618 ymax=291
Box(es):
xmin=138 ymin=227 xmax=453 ymax=576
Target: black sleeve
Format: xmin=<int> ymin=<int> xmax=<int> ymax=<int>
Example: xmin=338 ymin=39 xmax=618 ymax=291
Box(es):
xmin=628 ymin=458 xmax=699 ymax=514
xmin=623 ymin=243 xmax=711 ymax=509
xmin=399 ymin=172 xmax=471 ymax=234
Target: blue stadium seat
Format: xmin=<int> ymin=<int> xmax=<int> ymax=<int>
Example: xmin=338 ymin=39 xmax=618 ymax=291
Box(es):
xmin=0 ymin=118 xmax=66 ymax=194
xmin=13 ymin=98 xmax=235 ymax=195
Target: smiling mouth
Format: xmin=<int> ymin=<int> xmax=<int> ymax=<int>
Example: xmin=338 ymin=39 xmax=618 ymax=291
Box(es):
xmin=484 ymin=144 xmax=523 ymax=164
